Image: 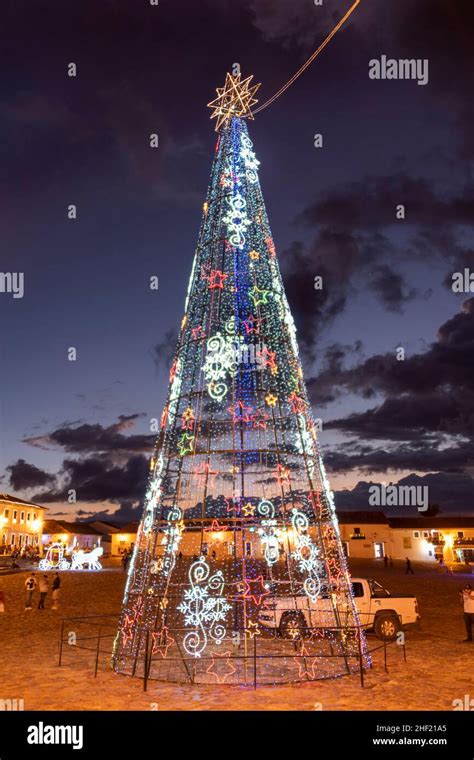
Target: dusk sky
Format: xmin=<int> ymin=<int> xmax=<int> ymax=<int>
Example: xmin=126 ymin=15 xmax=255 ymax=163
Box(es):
xmin=1 ymin=0 xmax=473 ymax=521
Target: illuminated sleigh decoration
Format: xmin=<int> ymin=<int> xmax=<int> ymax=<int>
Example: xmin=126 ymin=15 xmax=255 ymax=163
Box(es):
xmin=39 ymin=542 xmax=71 ymax=571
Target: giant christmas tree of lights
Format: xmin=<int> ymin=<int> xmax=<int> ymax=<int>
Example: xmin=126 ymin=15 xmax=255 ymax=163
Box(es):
xmin=112 ymin=73 xmax=369 ymax=685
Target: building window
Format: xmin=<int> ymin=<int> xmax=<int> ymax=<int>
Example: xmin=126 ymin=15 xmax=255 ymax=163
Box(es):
xmin=20 ymin=512 xmax=25 ymax=522
xmin=422 ymin=531 xmax=429 ymax=538
xmin=352 ymin=582 xmax=364 ymax=598
xmin=34 ymin=513 xmax=37 ymax=521
xmin=413 ymin=531 xmax=420 ymax=538
xmin=27 ymin=513 xmax=31 ymax=522
xmin=403 ymin=537 xmax=412 ymax=549
xmin=457 ymin=531 xmax=465 ymax=539
xmin=3 ymin=509 xmax=9 ymax=518
xmin=13 ymin=511 xmax=17 ymax=522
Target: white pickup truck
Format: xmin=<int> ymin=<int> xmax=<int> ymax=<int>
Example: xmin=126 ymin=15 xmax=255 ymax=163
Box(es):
xmin=258 ymin=577 xmax=420 ymax=641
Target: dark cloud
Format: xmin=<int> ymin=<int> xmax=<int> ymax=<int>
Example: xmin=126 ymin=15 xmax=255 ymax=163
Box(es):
xmin=282 ymin=174 xmax=453 ymax=349
xmin=77 ymin=501 xmax=142 ymax=524
xmin=151 ymin=329 xmax=177 ymax=372
xmin=325 ymin=438 xmax=474 ymax=475
xmin=6 ymin=459 xmax=56 ymax=490
xmin=368 ymin=264 xmax=417 ymax=313
xmin=14 ymin=413 xmax=155 ymax=508
xmin=334 ymin=472 xmax=474 ymax=514
xmin=325 ymin=391 xmax=474 ymax=441
xmin=249 ymin=0 xmax=474 ymax=160
xmin=247 ymin=0 xmax=361 ymax=51
xmin=289 ymin=174 xmax=472 ymax=338
xmin=34 ymin=454 xmax=148 ymax=505
xmin=311 ymin=298 xmax=474 ymax=412
xmin=24 ymin=414 xmax=153 ymax=454
xmin=309 ymin=299 xmax=474 ymax=481
xmin=298 ymin=174 xmax=474 ymax=232
xmin=281 ymin=229 xmax=411 ymax=353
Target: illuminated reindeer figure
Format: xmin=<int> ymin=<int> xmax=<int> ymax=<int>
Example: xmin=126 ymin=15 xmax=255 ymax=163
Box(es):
xmin=71 ymin=545 xmax=103 ymax=571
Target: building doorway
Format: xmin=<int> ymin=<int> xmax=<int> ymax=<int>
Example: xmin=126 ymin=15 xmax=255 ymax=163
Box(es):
xmin=374 ymin=542 xmax=385 ymax=559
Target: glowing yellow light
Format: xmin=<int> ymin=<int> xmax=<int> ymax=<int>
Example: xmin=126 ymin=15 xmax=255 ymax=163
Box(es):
xmin=444 ymin=534 xmax=454 ymax=548
xmin=203 ymin=201 xmax=208 ymax=214
xmin=208 ymin=72 xmax=261 ymax=131
xmin=32 ymin=519 xmax=41 ymax=533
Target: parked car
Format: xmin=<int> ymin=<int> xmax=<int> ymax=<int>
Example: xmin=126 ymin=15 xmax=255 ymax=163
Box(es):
xmin=258 ymin=577 xmax=420 ymax=641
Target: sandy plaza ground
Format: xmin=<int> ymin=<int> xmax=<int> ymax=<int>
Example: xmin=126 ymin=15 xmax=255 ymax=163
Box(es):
xmin=0 ymin=558 xmax=472 ymax=711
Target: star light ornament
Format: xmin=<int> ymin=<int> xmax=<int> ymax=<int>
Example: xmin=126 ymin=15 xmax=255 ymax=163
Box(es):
xmin=208 ymin=72 xmax=261 ymax=131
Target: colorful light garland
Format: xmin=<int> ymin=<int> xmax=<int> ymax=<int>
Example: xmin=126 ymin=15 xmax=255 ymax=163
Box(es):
xmin=113 ymin=111 xmax=369 ymax=687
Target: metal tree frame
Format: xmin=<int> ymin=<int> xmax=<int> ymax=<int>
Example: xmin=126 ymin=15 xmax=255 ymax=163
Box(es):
xmin=112 ymin=101 xmax=370 ymax=686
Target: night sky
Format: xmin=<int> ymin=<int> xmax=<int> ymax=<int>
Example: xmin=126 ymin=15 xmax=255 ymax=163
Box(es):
xmin=1 ymin=0 xmax=473 ymax=521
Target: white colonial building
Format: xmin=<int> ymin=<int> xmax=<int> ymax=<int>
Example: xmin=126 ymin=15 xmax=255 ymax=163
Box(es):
xmin=103 ymin=511 xmax=474 ymax=566
xmin=337 ymin=512 xmax=474 ymax=565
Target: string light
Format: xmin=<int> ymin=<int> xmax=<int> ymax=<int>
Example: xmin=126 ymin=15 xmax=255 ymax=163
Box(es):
xmin=113 ymin=111 xmax=369 ymax=686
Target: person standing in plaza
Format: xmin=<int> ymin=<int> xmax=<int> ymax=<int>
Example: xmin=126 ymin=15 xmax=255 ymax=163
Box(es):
xmin=37 ymin=574 xmax=49 ymax=609
xmin=460 ymin=583 xmax=474 ymax=642
xmin=51 ymin=572 xmax=61 ymax=610
xmin=24 ymin=572 xmax=36 ymax=610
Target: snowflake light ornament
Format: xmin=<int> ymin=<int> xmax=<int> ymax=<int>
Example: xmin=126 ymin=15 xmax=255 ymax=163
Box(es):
xmin=178 ymin=557 xmax=232 ymax=658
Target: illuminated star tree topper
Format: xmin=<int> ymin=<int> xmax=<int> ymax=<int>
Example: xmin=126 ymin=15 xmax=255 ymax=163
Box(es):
xmin=208 ymin=72 xmax=261 ymax=131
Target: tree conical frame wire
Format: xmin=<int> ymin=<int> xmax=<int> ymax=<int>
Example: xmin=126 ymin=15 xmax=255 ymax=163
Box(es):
xmin=112 ymin=116 xmax=370 ymax=686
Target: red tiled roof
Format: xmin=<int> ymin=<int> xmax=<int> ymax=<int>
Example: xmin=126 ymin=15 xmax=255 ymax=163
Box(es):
xmin=43 ymin=520 xmax=103 ymax=536
xmin=116 ymin=522 xmax=139 ymax=534
xmin=0 ymin=493 xmax=48 ymax=510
